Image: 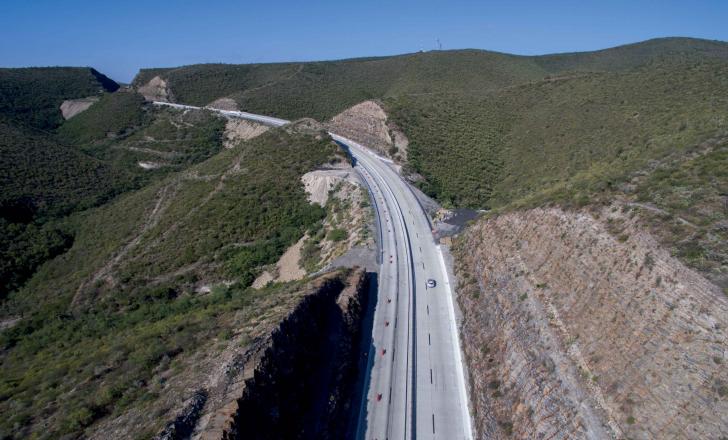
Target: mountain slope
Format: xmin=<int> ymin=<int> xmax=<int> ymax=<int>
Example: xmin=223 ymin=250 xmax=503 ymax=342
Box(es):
xmin=388 ymin=58 xmax=728 ymax=208
xmin=0 ymin=123 xmax=345 ymax=439
xmin=0 ymin=115 xmax=137 ymax=297
xmin=133 ymin=37 xmax=728 ymax=122
xmin=0 ymin=67 xmax=119 ymax=130
xmin=2 ymin=37 xmax=727 ymax=440
xmin=0 ymin=67 xmax=230 ymax=299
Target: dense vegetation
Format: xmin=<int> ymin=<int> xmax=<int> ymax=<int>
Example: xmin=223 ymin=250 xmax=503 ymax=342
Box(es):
xmin=626 ymin=141 xmax=728 ymax=288
xmin=61 ymin=96 xmax=227 ymax=182
xmin=0 ymin=126 xmax=340 ymax=438
xmin=0 ymin=116 xmax=136 ymax=297
xmin=0 ymin=117 xmax=131 ymax=220
xmin=388 ymin=59 xmax=728 ymax=208
xmin=57 ymin=90 xmax=146 ymax=145
xmin=1 ymin=81 xmax=225 ymax=298
xmin=134 ymin=50 xmax=552 ymax=120
xmin=0 ymin=67 xmax=118 ymax=129
xmin=133 ymin=37 xmax=728 ymax=123
xmin=132 ymin=37 xmax=728 ymax=210
xmin=386 ymin=54 xmax=728 ymax=283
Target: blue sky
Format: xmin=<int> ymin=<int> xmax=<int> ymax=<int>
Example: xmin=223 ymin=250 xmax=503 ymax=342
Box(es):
xmin=1 ymin=0 xmax=726 ymax=83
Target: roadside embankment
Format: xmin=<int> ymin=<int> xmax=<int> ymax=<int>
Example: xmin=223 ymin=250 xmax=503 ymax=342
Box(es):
xmin=154 ymin=268 xmax=373 ymax=440
xmin=454 ymin=207 xmax=728 ymax=439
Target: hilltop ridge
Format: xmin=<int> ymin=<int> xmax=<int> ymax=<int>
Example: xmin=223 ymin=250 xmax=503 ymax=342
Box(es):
xmin=131 ymin=37 xmax=728 ymax=120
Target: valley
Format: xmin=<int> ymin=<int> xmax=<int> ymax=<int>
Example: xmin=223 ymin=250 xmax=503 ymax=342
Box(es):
xmin=1 ymin=35 xmax=727 ymax=439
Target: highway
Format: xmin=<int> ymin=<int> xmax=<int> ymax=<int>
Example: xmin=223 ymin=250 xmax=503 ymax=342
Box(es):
xmin=153 ymin=101 xmax=473 ymax=439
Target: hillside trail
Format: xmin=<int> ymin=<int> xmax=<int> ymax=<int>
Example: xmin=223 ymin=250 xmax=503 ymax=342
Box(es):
xmin=71 ymin=143 xmax=250 ymax=306
xmin=71 ymin=179 xmax=181 ymax=307
xmin=140 ymin=149 xmax=249 ymax=253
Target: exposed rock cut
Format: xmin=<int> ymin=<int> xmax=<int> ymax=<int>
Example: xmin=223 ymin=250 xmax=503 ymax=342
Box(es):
xmin=250 ymin=271 xmax=274 ymax=290
xmin=301 ymin=168 xmax=359 ymax=206
xmin=192 ymin=269 xmax=369 ymax=439
xmin=454 ymin=206 xmax=728 ymax=439
xmin=206 ymin=98 xmax=239 ymax=111
xmin=229 ymin=269 xmax=370 ymax=439
xmin=89 ymin=270 xmax=369 ymax=440
xmin=222 ymin=119 xmax=269 ymax=148
xmin=60 ymin=96 xmax=99 ymax=119
xmin=299 ymin=167 xmax=375 ymax=273
xmin=138 ymin=75 xmax=172 ymax=102
xmin=252 ymin=166 xmax=372 ymax=289
xmin=251 ymin=235 xmax=307 ymax=289
xmin=327 ymin=100 xmax=408 ymax=161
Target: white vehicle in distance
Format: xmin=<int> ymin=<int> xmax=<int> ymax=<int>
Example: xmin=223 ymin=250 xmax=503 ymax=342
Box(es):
xmin=426 ymin=279 xmax=437 ymax=288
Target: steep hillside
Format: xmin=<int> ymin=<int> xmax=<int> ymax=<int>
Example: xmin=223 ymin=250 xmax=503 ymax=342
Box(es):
xmin=326 ymin=100 xmax=409 ymax=160
xmin=454 ymin=205 xmax=728 ymax=439
xmin=1 ymin=84 xmax=227 ymax=299
xmin=0 ymin=67 xmax=119 ymax=130
xmin=2 ymin=36 xmax=727 ymax=440
xmin=0 ymin=116 xmax=137 ymax=297
xmin=388 ymin=58 xmax=728 ymax=208
xmin=57 ymin=90 xmax=146 ymax=145
xmin=132 ymin=38 xmax=728 ymax=211
xmin=0 ymin=117 xmax=131 ymax=220
xmin=0 ymin=123 xmax=347 ymax=439
xmin=59 ymin=95 xmax=227 ymax=181
xmin=450 ymin=106 xmax=728 ymax=439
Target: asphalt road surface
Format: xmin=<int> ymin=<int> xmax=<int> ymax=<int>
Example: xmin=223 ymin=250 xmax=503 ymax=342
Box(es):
xmin=153 ymin=101 xmax=473 ymax=439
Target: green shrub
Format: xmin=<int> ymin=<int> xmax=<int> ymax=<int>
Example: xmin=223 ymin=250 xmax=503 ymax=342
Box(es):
xmin=328 ymin=228 xmax=348 ymax=242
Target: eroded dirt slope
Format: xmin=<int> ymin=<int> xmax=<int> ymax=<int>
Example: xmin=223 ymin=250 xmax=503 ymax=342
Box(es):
xmin=454 ymin=207 xmax=728 ymax=439
xmin=222 ymin=119 xmax=268 ymax=148
xmin=326 ymin=100 xmax=408 ymax=161
xmin=60 ymin=96 xmax=99 ymax=119
xmin=138 ymin=75 xmax=173 ymax=102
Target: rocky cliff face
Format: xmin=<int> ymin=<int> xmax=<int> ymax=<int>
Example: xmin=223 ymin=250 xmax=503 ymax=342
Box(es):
xmin=454 ymin=207 xmax=728 ymax=439
xmin=189 ymin=268 xmax=371 ymax=440
xmin=226 ymin=269 xmax=370 ymax=439
xmin=326 ymin=100 xmax=408 ymax=161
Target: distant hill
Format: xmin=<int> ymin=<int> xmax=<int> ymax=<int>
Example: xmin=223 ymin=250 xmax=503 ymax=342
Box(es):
xmin=0 ymin=67 xmax=119 ymax=130
xmin=132 ymin=37 xmax=728 ymax=120
xmin=533 ymin=37 xmax=728 ymax=72
xmin=388 ymin=58 xmax=728 ymax=208
xmin=0 ymin=70 xmax=226 ymax=299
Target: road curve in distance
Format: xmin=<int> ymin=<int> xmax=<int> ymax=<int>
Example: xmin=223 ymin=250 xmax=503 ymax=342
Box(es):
xmin=152 ymin=101 xmax=473 ymax=439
